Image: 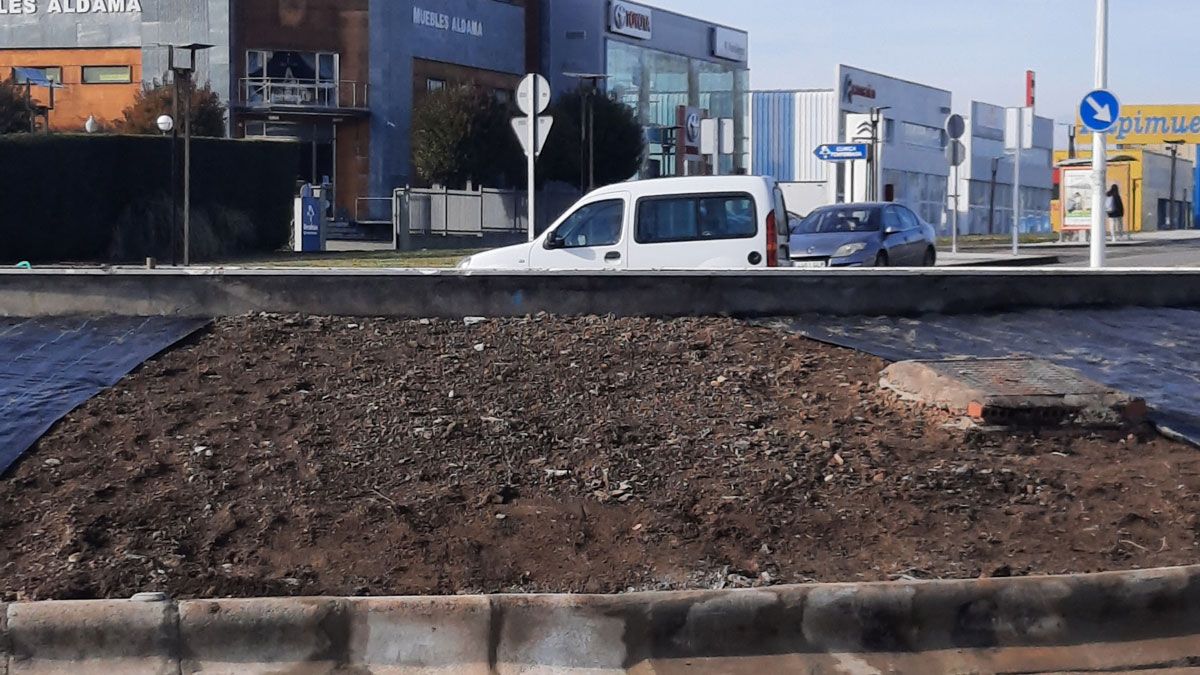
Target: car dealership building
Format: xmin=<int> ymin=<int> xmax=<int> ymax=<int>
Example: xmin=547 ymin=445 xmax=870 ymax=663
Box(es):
xmin=1 ymin=0 xmax=748 ymax=220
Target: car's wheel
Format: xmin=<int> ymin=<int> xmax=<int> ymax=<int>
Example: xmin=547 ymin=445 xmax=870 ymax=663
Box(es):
xmin=923 ymin=247 xmax=936 ymax=267
xmin=874 ymin=251 xmax=889 ymax=267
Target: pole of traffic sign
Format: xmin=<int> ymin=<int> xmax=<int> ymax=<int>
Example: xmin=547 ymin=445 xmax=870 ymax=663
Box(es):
xmin=952 ymin=162 xmax=959 ymax=255
xmin=1090 ymin=0 xmax=1109 ymax=268
xmin=1012 ymin=115 xmax=1021 ymax=257
xmin=527 ymin=79 xmax=538 ymax=242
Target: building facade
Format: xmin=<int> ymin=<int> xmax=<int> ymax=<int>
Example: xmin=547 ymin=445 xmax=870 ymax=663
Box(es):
xmin=949 ymin=101 xmax=1054 ymax=235
xmin=3 ymin=1 xmax=747 ymax=221
xmin=0 ymin=0 xmax=230 ymax=130
xmin=541 ymin=0 xmax=749 ymax=177
xmin=750 ymin=65 xmax=953 ymax=227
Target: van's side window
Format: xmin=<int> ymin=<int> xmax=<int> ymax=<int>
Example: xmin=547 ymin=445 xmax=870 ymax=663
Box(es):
xmin=636 ymin=193 xmax=757 ymax=244
xmin=552 ymin=199 xmax=624 ymax=248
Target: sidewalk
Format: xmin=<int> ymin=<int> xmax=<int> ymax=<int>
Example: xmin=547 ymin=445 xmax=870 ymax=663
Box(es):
xmin=1023 ymin=229 xmax=1200 ymax=249
xmin=938 ymin=251 xmax=1059 ymax=267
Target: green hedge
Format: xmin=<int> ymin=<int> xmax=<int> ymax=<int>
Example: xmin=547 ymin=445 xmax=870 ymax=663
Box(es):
xmin=0 ymin=134 xmax=300 ymax=263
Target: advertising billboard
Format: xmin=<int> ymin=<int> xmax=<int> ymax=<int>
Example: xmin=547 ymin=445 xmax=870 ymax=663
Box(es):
xmin=1061 ymin=164 xmax=1131 ymax=230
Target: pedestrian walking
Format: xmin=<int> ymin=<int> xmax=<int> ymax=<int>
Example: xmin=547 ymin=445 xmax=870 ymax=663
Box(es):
xmin=1106 ymin=184 xmax=1127 ymax=242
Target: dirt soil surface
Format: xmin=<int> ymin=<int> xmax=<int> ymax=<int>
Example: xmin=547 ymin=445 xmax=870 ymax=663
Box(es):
xmin=2 ymin=315 xmax=1199 ymax=601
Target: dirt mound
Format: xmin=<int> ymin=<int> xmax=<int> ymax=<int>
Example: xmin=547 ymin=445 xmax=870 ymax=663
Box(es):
xmin=1 ymin=315 xmax=1197 ymax=601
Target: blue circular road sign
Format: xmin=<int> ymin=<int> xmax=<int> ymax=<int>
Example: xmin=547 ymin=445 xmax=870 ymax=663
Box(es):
xmin=1079 ymin=89 xmax=1121 ymax=133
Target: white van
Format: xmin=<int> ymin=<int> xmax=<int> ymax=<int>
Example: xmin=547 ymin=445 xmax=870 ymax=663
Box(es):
xmin=458 ymin=176 xmax=792 ymax=270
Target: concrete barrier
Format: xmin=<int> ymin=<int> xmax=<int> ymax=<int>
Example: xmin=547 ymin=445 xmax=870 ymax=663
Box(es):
xmin=6 ymin=597 xmax=177 ymax=674
xmin=3 ymin=566 xmax=1200 ymax=673
xmin=3 ymin=267 xmax=1200 ymax=319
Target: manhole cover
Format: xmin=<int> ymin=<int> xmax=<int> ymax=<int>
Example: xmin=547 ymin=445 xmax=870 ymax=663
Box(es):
xmin=918 ymin=359 xmax=1110 ymax=397
xmin=880 ymin=358 xmax=1146 ymax=427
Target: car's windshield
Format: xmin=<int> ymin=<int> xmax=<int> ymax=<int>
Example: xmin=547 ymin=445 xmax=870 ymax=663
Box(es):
xmin=793 ymin=207 xmax=880 ymax=234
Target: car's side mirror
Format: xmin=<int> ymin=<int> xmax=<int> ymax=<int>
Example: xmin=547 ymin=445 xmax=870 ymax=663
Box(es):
xmin=544 ymin=234 xmax=565 ymax=250
xmin=883 ymin=224 xmax=902 ymax=236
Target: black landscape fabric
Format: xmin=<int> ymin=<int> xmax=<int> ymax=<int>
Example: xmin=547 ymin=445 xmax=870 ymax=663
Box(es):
xmin=0 ymin=316 xmax=209 ymax=475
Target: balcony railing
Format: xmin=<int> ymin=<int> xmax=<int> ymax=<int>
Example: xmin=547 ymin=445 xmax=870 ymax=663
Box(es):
xmin=240 ymin=78 xmax=369 ymax=110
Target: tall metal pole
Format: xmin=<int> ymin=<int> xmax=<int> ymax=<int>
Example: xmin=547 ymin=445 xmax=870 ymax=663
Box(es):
xmin=169 ymin=65 xmax=179 ymax=266
xmin=587 ymin=87 xmax=595 ymax=192
xmin=1012 ymin=117 xmax=1022 ymax=256
xmin=527 ymin=77 xmax=538 ymax=242
xmin=988 ymin=157 xmax=999 ymax=234
xmin=1090 ymin=0 xmax=1109 ymax=268
xmin=183 ymin=71 xmax=193 ymax=266
xmin=579 ymin=87 xmax=587 ymax=195
xmin=952 ymin=162 xmax=959 ymax=254
xmin=1167 ymin=144 xmax=1179 ymax=229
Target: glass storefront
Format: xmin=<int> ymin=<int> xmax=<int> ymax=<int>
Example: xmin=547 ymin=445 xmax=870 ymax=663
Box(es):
xmin=606 ymin=40 xmax=748 ymax=177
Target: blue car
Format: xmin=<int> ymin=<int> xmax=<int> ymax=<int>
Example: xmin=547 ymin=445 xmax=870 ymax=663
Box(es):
xmin=788 ymin=203 xmax=937 ymax=267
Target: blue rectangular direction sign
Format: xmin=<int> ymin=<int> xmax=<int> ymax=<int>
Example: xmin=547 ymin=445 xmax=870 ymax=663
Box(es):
xmin=814 ymin=143 xmax=870 ymax=162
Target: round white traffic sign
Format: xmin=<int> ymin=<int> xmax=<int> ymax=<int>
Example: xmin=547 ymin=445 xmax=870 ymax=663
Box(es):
xmin=944 ymin=113 xmax=966 ymax=140
xmin=517 ymin=73 xmax=551 ymax=116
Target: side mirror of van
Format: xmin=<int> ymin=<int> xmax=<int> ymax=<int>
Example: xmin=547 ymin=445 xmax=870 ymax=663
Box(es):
xmin=545 ymin=234 xmax=565 ymax=250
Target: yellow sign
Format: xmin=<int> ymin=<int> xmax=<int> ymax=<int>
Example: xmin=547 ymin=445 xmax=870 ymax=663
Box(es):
xmin=1078 ymin=104 xmax=1200 ymax=145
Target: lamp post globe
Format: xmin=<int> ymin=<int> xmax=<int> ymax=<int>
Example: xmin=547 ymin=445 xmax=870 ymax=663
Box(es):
xmin=156 ymin=114 xmax=174 ymax=134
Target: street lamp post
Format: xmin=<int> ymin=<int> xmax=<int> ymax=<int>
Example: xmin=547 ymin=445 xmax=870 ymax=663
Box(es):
xmin=564 ymin=73 xmax=609 ymax=193
xmin=1166 ymin=140 xmax=1184 ymax=230
xmin=869 ymin=106 xmax=891 ymax=201
xmin=156 ymin=114 xmax=175 ymax=263
xmin=162 ymin=42 xmax=213 ymax=267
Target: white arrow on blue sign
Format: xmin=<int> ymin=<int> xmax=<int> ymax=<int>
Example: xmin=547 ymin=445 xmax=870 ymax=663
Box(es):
xmin=814 ymin=143 xmax=870 ymax=162
xmin=1079 ymin=89 xmax=1121 ymax=133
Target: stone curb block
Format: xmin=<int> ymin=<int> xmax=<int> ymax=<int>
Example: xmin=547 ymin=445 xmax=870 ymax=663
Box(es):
xmin=178 ymin=597 xmax=349 ymax=674
xmin=5 ymin=566 xmax=1200 ymax=673
xmin=491 ymin=595 xmax=628 ymax=674
xmin=1 ymin=602 xmax=8 ymax=675
xmin=345 ymin=596 xmax=492 ymax=674
xmin=6 ymin=599 xmax=177 ymax=675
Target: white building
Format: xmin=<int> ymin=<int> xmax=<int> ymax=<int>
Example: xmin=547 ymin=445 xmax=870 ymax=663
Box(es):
xmin=949 ymin=101 xmax=1054 ymax=235
xmin=751 ymin=65 xmax=952 ymax=227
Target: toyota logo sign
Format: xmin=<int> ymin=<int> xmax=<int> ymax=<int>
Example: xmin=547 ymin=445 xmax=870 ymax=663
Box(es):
xmin=609 ymin=1 xmax=652 ymax=39
xmin=685 ymin=112 xmax=701 ymax=144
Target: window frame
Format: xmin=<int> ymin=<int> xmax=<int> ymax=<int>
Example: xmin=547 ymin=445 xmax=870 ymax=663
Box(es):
xmin=14 ymin=66 xmax=62 ymax=84
xmin=546 ymin=198 xmax=626 ymax=250
xmin=634 ymin=191 xmax=759 ymax=245
xmin=881 ymin=206 xmax=906 ymax=233
xmin=81 ymin=65 xmax=132 ymax=85
xmin=895 ymin=205 xmax=921 ymax=231
xmin=427 ymin=78 xmax=447 ymax=93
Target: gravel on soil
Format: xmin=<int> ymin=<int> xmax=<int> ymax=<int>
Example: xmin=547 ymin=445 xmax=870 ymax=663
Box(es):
xmin=1 ymin=314 xmax=1198 ymax=601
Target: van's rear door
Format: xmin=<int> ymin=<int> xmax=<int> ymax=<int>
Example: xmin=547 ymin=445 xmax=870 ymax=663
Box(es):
xmin=771 ymin=184 xmax=793 ymax=266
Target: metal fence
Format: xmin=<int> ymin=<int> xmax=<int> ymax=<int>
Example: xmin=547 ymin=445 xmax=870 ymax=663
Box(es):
xmin=394 ymin=186 xmax=580 ymax=237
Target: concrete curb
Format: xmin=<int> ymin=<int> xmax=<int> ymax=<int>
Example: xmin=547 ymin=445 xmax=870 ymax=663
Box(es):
xmin=940 ymin=254 xmax=1060 ymax=267
xmin=0 ymin=603 xmax=7 ymax=675
xmin=6 ymin=598 xmax=178 ymax=674
xmin=5 ymin=268 xmax=1200 ymax=319
xmin=3 ymin=566 xmax=1199 ymax=673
